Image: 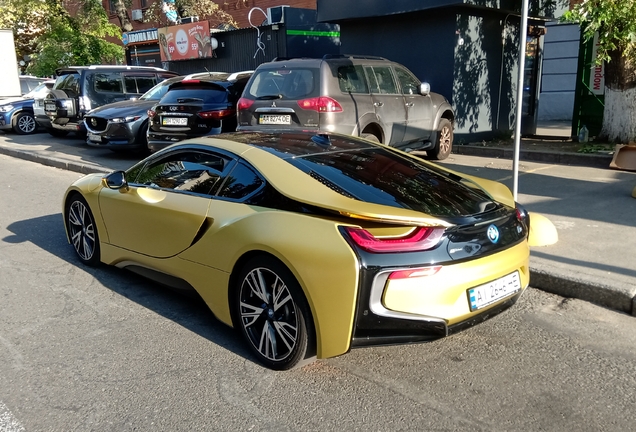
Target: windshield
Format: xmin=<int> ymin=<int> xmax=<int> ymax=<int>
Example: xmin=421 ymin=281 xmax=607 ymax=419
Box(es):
xmin=140 ymin=80 xmax=174 ymax=101
xmin=24 ymin=83 xmax=52 ymax=99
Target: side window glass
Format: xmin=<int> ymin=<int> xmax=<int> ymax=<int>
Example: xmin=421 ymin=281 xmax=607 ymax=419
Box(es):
xmin=124 ymin=75 xmax=157 ymax=94
xmin=218 ymin=162 xmax=264 ymax=200
xmin=94 ymin=73 xmax=124 ymax=93
xmin=133 ymin=151 xmax=232 ymax=196
xmin=337 ymin=65 xmax=369 ymax=93
xmin=20 ymin=80 xmax=29 ymax=94
xmin=370 ymin=66 xmax=397 ymax=94
xmin=395 ymin=67 xmax=421 ymax=95
xmin=364 ymin=66 xmax=380 ymax=94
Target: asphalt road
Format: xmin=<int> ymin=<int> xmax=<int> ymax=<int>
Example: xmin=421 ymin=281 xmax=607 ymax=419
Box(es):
xmin=1 ymin=154 xmax=636 ymax=431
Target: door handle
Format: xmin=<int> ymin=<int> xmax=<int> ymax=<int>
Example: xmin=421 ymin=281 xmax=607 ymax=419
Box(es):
xmin=406 ymin=102 xmax=414 ymax=107
xmin=374 ymin=102 xmax=384 ymax=107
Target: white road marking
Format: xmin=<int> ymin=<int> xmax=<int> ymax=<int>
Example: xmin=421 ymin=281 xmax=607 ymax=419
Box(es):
xmin=0 ymin=401 xmax=25 ymax=432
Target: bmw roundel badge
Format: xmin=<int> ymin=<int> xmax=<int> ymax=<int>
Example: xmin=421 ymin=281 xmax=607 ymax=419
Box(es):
xmin=487 ymin=224 xmax=500 ymax=244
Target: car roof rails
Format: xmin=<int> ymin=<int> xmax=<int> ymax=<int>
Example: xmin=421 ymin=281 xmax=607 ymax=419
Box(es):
xmin=322 ymin=54 xmax=388 ymax=61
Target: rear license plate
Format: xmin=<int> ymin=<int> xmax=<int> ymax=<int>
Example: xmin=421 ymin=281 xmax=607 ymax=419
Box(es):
xmin=45 ymin=103 xmax=56 ymax=112
xmin=87 ymin=133 xmax=102 ymax=143
xmin=468 ymin=271 xmax=521 ymax=311
xmin=162 ymin=117 xmax=188 ymax=126
xmin=259 ymin=114 xmax=291 ymax=125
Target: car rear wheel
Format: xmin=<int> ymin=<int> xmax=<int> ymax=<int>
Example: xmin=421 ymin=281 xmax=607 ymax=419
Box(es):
xmin=427 ymin=118 xmax=453 ymax=160
xmin=66 ymin=194 xmax=100 ymax=266
xmin=13 ymin=112 xmax=37 ymax=134
xmin=47 ymin=128 xmax=68 ymax=138
xmin=234 ymin=256 xmax=314 ymax=370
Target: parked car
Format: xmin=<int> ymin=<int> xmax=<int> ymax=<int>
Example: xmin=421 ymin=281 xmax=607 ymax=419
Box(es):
xmin=63 ymin=130 xmax=531 ymax=370
xmin=83 ymin=72 xmax=233 ymax=153
xmin=237 ymin=55 xmax=455 ymax=159
xmin=147 ymin=71 xmax=253 ymax=152
xmin=38 ymin=65 xmax=178 ymax=137
xmin=0 ymin=80 xmax=54 ymax=134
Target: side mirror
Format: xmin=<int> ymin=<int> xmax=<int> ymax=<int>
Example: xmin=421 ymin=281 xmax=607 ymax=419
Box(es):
xmin=102 ymin=170 xmax=129 ymax=191
xmin=420 ymin=82 xmax=431 ymax=96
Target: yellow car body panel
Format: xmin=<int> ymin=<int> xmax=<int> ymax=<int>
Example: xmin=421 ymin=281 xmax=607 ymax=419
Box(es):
xmin=179 ymin=205 xmax=361 ymax=359
xmin=383 ymin=241 xmax=529 ymax=325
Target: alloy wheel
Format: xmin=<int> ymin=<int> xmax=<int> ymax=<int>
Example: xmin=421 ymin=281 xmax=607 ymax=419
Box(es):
xmin=68 ymin=199 xmax=97 ymax=262
xmin=439 ymin=125 xmax=452 ymax=155
xmin=16 ymin=113 xmax=37 ymax=134
xmin=239 ymin=266 xmax=299 ymax=362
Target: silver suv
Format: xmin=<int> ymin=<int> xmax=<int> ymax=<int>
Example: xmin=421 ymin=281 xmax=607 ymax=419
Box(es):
xmin=236 ymin=55 xmax=454 ymax=159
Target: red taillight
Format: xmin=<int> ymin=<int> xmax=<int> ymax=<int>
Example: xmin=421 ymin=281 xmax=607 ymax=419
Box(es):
xmin=198 ymin=109 xmax=235 ymax=119
xmin=344 ymin=226 xmax=444 ymax=253
xmin=147 ymin=109 xmax=156 ymax=118
xmin=237 ymin=97 xmax=254 ymax=111
xmin=181 ymin=79 xmax=201 ymax=84
xmin=297 ymin=97 xmax=343 ymax=112
xmin=388 ymin=266 xmax=442 ymax=280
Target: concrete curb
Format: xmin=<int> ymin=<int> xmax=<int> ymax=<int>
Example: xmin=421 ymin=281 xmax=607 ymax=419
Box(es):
xmin=453 ymin=145 xmax=614 ymax=169
xmin=530 ymin=268 xmax=636 ymax=317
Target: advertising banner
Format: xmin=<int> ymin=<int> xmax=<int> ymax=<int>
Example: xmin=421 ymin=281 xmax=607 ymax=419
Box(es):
xmin=158 ymin=21 xmax=214 ymax=62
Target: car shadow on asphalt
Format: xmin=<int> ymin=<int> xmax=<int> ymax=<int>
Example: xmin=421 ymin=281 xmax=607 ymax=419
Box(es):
xmin=3 ymin=212 xmax=258 ymax=366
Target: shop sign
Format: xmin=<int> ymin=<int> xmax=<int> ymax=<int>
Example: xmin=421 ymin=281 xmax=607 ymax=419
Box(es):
xmin=122 ymin=28 xmax=159 ymax=46
xmin=158 ymin=21 xmax=214 ymax=61
xmin=589 ymin=32 xmax=605 ymax=96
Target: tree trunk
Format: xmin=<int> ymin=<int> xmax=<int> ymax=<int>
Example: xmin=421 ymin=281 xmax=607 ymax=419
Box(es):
xmin=599 ymin=48 xmax=636 ymax=143
xmin=600 ymin=87 xmax=636 ymax=143
xmin=114 ymin=0 xmax=133 ymax=32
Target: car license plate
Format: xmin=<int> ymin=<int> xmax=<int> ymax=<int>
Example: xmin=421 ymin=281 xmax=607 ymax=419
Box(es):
xmin=45 ymin=103 xmax=56 ymax=112
xmin=162 ymin=117 xmax=188 ymax=126
xmin=259 ymin=114 xmax=291 ymax=125
xmin=468 ymin=271 xmax=521 ymax=311
xmin=87 ymin=133 xmax=102 ymax=143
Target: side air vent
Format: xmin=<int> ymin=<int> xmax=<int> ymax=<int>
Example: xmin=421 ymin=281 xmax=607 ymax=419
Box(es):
xmin=309 ymin=171 xmax=356 ymax=199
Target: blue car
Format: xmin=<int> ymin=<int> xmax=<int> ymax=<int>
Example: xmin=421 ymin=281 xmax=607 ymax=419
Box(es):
xmin=0 ymin=80 xmax=54 ymax=135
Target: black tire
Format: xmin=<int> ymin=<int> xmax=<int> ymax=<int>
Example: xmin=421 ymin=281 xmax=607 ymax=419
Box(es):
xmin=427 ymin=118 xmax=453 ymax=160
xmin=66 ymin=194 xmax=101 ymax=266
xmin=233 ymin=256 xmax=314 ymax=370
xmin=47 ymin=128 xmax=69 ymax=138
xmin=13 ymin=112 xmax=38 ymax=135
xmin=361 ymin=132 xmax=380 ymax=143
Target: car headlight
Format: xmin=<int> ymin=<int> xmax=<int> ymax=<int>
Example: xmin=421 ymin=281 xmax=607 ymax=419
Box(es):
xmin=110 ymin=115 xmax=141 ymax=123
xmin=0 ymin=105 xmax=15 ymax=112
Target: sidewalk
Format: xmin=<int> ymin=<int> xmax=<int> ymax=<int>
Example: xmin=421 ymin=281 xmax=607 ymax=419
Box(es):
xmin=1 ymin=131 xmax=635 ymax=317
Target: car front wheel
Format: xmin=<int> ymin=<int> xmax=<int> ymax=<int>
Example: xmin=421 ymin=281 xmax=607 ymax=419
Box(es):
xmin=234 ymin=256 xmax=314 ymax=370
xmin=427 ymin=118 xmax=453 ymax=160
xmin=66 ymin=194 xmax=100 ymax=266
xmin=13 ymin=112 xmax=37 ymax=134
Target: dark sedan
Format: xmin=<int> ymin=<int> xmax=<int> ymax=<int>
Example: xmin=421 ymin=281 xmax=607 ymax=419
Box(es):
xmin=147 ymin=71 xmax=252 ymax=152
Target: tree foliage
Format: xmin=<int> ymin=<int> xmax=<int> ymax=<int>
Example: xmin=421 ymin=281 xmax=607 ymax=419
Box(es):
xmin=144 ymin=0 xmax=237 ymax=29
xmin=562 ymin=0 xmax=636 ymax=89
xmin=0 ymin=0 xmax=124 ymax=77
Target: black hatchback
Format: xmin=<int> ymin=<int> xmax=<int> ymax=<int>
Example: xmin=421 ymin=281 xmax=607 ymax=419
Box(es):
xmin=147 ymin=71 xmax=252 ymax=152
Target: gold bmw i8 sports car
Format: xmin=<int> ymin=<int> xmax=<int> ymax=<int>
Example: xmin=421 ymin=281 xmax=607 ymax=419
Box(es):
xmin=63 ymin=131 xmax=530 ymax=370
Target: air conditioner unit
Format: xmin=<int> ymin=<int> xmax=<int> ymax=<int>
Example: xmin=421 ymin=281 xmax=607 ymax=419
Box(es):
xmin=131 ymin=9 xmax=143 ymax=22
xmin=179 ymin=16 xmax=199 ymax=24
xmin=267 ymin=5 xmax=289 ymax=25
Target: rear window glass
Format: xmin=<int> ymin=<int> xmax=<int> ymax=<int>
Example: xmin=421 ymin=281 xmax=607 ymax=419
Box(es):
xmin=288 ymin=148 xmax=494 ymax=217
xmin=160 ymin=87 xmax=228 ymax=104
xmin=55 ymin=73 xmax=81 ymax=97
xmin=247 ymin=69 xmax=317 ymax=100
xmin=337 ymin=65 xmax=368 ymax=93
xmin=94 ymin=73 xmax=123 ymax=93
